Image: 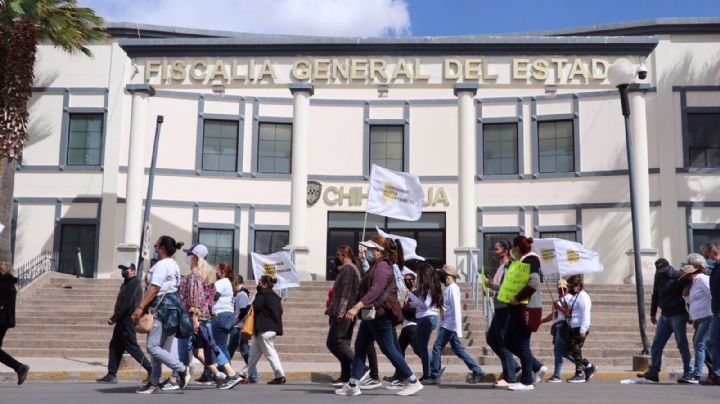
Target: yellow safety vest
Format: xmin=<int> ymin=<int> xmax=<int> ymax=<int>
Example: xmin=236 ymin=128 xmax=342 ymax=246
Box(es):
xmin=497 ymin=260 xmax=531 ymax=304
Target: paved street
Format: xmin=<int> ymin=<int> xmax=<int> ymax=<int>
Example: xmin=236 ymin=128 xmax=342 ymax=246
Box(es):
xmin=1 ymin=381 xmax=718 ymax=404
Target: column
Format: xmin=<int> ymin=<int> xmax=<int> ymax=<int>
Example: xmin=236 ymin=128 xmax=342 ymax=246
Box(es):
xmin=122 ymin=85 xmax=154 ymax=248
xmin=455 ymin=83 xmax=478 ymax=247
xmin=287 ymin=84 xmax=313 ymax=276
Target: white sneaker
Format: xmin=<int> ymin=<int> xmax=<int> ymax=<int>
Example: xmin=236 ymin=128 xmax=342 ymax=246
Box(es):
xmin=359 ymin=378 xmax=383 ymax=390
xmin=396 ymin=380 xmax=423 ymax=396
xmin=533 ymin=366 xmax=548 ymax=385
xmin=359 ymin=369 xmax=371 ymax=384
xmin=386 ymin=379 xmax=404 ymax=390
xmin=335 ymin=384 xmax=361 ymax=396
xmin=508 ymin=383 xmax=534 ymax=391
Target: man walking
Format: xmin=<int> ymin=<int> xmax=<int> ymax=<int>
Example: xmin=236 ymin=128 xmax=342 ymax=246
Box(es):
xmin=638 ymin=258 xmax=693 ymax=383
xmin=96 ymin=261 xmax=152 ymax=383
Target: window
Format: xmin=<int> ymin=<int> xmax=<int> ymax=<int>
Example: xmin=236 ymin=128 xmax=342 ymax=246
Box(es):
xmin=67 ymin=114 xmax=103 ymax=166
xmin=538 ymin=120 xmax=574 ymax=173
xmin=198 ymin=228 xmax=234 ymax=265
xmin=692 ymin=229 xmax=720 ymax=254
xmin=370 ymin=125 xmax=404 ymax=171
xmin=258 ymin=123 xmax=292 ymax=174
xmin=326 ymin=212 xmax=445 ymax=280
xmin=688 ymin=112 xmax=720 ymax=168
xmin=483 ymin=123 xmax=518 ymax=175
xmin=539 ymin=231 xmax=578 ymax=284
xmin=202 ymin=120 xmax=238 ymax=171
xmin=483 ymin=233 xmax=518 ymax=280
xmin=254 ymin=230 xmax=289 ymax=255
xmin=58 ymin=224 xmax=97 ymax=278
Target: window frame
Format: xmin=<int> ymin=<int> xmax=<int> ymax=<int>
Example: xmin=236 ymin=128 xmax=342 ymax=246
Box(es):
xmin=197 ymin=227 xmax=236 ymax=267
xmin=480 ymin=121 xmax=520 ymax=177
xmin=368 ymin=124 xmax=406 ymax=173
xmin=195 ymin=96 xmax=245 ymax=176
xmin=536 ymin=119 xmax=576 ymax=174
xmin=531 ymin=97 xmax=580 ymax=178
xmin=477 ymin=99 xmax=524 ymax=180
xmin=252 ymin=117 xmax=293 ymax=176
xmin=200 ymin=119 xmax=241 ymax=172
xmin=682 ymin=107 xmax=720 ymax=170
xmin=60 ymin=111 xmax=107 ymax=169
xmin=363 ymin=104 xmax=409 ymax=178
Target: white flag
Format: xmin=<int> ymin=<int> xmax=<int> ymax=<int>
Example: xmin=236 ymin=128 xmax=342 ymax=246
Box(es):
xmin=366 ymin=164 xmax=424 ymax=221
xmin=0 ymin=223 xmax=4 ymax=235
xmin=251 ymin=251 xmax=300 ymax=289
xmin=532 ymin=238 xmax=604 ymax=277
xmin=376 ymin=227 xmax=425 ymax=261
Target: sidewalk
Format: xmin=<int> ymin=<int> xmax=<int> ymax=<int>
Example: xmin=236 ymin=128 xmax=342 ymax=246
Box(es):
xmin=0 ymin=357 xmax=661 ymax=384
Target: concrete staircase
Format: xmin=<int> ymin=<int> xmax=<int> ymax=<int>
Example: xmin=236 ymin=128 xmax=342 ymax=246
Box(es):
xmin=6 ymin=274 xmax=689 ymax=369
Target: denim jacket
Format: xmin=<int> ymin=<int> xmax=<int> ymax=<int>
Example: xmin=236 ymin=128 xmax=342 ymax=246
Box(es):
xmin=151 ymin=292 xmax=192 ymax=338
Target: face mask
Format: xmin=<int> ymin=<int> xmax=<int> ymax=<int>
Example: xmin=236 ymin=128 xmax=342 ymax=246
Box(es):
xmin=404 ymin=279 xmax=414 ymax=289
xmin=121 ymin=270 xmax=130 ymax=279
xmin=365 ymin=250 xmax=376 ymax=265
xmin=257 ymin=285 xmax=263 ymax=292
xmin=707 ymin=259 xmax=717 ymax=271
xmin=151 ymin=249 xmax=159 ymax=260
xmin=361 ymin=260 xmax=370 ymax=273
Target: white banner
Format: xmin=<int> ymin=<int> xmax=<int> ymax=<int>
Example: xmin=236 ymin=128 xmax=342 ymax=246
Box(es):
xmin=0 ymin=223 xmax=4 ymax=234
xmin=366 ymin=164 xmax=424 ymax=221
xmin=376 ymin=227 xmax=425 ymax=261
xmin=251 ymin=251 xmax=300 ymax=289
xmin=532 ymin=238 xmax=604 ymax=277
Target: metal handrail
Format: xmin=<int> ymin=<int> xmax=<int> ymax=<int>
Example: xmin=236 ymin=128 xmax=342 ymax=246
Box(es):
xmin=14 ymin=251 xmax=59 ymax=290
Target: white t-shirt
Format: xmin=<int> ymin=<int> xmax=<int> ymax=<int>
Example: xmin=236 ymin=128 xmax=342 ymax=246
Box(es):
xmin=147 ymin=258 xmax=180 ymax=295
xmin=685 ymin=274 xmax=712 ymax=320
xmin=440 ymin=282 xmax=464 ymax=337
xmin=213 ymin=278 xmax=235 ymax=314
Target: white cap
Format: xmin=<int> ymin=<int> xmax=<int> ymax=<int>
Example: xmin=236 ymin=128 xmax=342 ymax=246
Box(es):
xmin=182 ymin=243 xmax=208 ymax=259
xmin=359 ymin=240 xmax=384 ymax=251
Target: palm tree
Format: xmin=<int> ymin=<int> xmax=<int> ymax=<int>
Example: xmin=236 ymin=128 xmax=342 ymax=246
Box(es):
xmin=0 ymin=0 xmax=106 ymax=265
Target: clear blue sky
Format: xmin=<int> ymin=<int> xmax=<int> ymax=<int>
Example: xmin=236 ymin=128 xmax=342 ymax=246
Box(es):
xmin=408 ymin=0 xmax=720 ymax=35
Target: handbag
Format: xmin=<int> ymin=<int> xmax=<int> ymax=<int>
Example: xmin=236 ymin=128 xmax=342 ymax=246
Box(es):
xmin=135 ymin=293 xmax=167 ymax=334
xmin=360 ymin=279 xmax=394 ymax=321
xmin=551 ymin=294 xmax=578 ymax=342
xmin=240 ymin=306 xmax=255 ymax=339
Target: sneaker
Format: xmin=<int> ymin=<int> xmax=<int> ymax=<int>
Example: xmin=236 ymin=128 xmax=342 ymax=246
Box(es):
xmin=699 ymin=376 xmax=720 ymax=386
xmin=386 ymin=379 xmax=405 ymax=390
xmin=359 ymin=378 xmax=383 ymax=390
xmin=177 ymin=366 xmax=191 ymax=390
xmin=422 ymin=377 xmax=439 ymax=385
xmin=545 ymin=376 xmax=563 ymax=383
xmin=335 ymin=383 xmax=362 ymax=396
xmin=567 ymin=373 xmax=586 ymax=383
xmin=267 ymin=377 xmax=286 ymax=385
xmin=396 ymin=380 xmax=423 ymax=396
xmin=220 ymin=375 xmax=243 ymax=390
xmin=494 ymin=379 xmax=512 ymax=388
xmin=678 ymin=375 xmax=699 ymax=384
xmin=194 ymin=374 xmax=214 ymax=385
xmin=383 ymin=375 xmax=398 ymax=383
xmin=331 ymin=378 xmax=346 ymax=387
xmin=16 ymin=364 xmax=29 ymax=386
xmin=636 ymin=371 xmax=659 ymax=383
xmin=584 ymin=364 xmax=597 ymax=382
xmin=142 ymin=372 xmax=151 ymax=384
xmin=95 ymin=373 xmax=118 ymax=384
xmin=360 ymin=368 xmax=371 ymax=383
xmin=533 ymin=366 xmax=548 ymax=385
xmin=467 ymin=371 xmax=486 ymax=384
xmin=508 ymin=383 xmax=534 ymax=391
xmin=159 ymin=378 xmax=180 ymax=391
xmin=215 ymin=372 xmax=227 ymax=388
xmin=136 ymin=382 xmax=158 ymax=394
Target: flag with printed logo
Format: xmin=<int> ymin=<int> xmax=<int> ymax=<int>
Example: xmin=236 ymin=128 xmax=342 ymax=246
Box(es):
xmin=366 ymin=164 xmax=424 ymax=221
xmin=376 ymin=227 xmax=425 ymax=261
xmin=532 ymin=238 xmax=604 ymax=277
xmin=251 ymin=251 xmax=300 ymax=289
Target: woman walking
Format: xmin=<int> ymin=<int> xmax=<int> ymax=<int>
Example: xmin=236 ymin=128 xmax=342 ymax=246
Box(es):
xmin=485 ymin=240 xmax=520 ymax=388
xmin=407 ymin=262 xmax=443 ymax=383
xmin=541 ymin=278 xmax=572 ymax=382
xmin=212 ymin=263 xmax=237 ymax=365
xmin=242 ymin=275 xmax=286 ymax=384
xmin=228 ymin=275 xmax=258 ymax=383
xmin=131 ymin=236 xmax=192 ymax=394
xmin=681 ymin=253 xmax=712 ymax=383
xmin=326 ymin=245 xmax=362 ymax=386
xmin=0 ymin=262 xmax=29 ymax=385
xmin=561 ymin=275 xmax=595 ymax=383
xmin=499 ymin=236 xmax=547 ymax=391
xmin=335 ymin=236 xmax=423 ymax=397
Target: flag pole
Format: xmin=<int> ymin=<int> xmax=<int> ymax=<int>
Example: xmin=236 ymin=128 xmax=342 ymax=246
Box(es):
xmin=361 ymin=211 xmax=369 ymax=241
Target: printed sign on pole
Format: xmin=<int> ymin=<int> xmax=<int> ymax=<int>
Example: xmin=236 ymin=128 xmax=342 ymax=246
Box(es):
xmin=251 ymin=251 xmax=300 ymax=289
xmin=141 ymin=222 xmax=153 ymax=260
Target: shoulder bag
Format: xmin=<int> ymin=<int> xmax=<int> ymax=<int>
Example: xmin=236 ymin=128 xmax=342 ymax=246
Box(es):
xmin=240 ymin=306 xmax=255 ymax=339
xmin=360 ymin=279 xmax=394 ymax=321
xmin=135 ymin=292 xmax=167 ymax=334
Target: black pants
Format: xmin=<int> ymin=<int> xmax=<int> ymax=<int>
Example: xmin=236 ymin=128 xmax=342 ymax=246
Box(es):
xmin=107 ymin=319 xmax=152 ymax=375
xmin=392 ymin=324 xmax=416 ymax=379
xmin=0 ymin=326 xmax=22 ymax=372
xmin=326 ymin=318 xmax=356 ymax=381
xmin=567 ymin=328 xmax=591 ymax=374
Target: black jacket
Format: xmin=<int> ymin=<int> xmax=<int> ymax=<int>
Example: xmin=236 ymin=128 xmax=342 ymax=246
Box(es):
xmin=253 ymin=287 xmax=283 ymax=336
xmin=111 ymin=276 xmax=143 ymax=323
xmin=0 ymin=274 xmax=18 ymax=328
xmin=650 ymin=263 xmax=690 ymax=318
xmin=710 ymin=263 xmax=720 ymax=315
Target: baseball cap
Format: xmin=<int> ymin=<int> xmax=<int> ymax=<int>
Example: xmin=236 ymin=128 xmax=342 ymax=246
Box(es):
xmin=182 ymin=243 xmax=209 ymax=259
xmin=118 ymin=261 xmax=136 ymax=271
xmin=358 ymin=240 xmax=384 ymax=251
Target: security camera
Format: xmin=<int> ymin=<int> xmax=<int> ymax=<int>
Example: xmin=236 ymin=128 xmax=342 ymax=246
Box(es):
xmin=636 ymin=63 xmax=648 ymax=80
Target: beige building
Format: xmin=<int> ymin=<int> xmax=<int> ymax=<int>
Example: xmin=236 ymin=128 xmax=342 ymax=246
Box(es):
xmin=9 ymin=18 xmax=720 ymax=283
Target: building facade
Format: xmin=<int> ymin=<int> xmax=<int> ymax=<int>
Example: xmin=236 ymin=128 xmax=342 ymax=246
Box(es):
xmin=9 ymin=18 xmax=720 ymax=283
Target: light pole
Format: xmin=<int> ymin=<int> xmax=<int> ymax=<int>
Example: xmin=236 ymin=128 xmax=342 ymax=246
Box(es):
xmin=608 ymin=60 xmax=650 ymax=356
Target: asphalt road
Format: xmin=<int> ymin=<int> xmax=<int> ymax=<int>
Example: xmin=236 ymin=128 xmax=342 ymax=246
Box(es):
xmin=0 ymin=381 xmax=718 ymax=404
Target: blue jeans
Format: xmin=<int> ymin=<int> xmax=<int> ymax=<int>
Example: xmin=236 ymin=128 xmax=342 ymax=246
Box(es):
xmin=411 ymin=315 xmax=438 ymax=378
xmin=351 ymin=317 xmax=414 ymax=383
xmin=692 ymin=318 xmax=712 ymax=378
xmin=212 ymin=312 xmax=235 ymax=366
xmin=486 ymin=307 xmax=520 ymax=383
xmin=430 ymin=327 xmax=484 ymax=379
xmin=507 ymin=307 xmax=544 ymax=386
xmin=173 ymin=319 xmax=229 ymax=379
xmin=551 ymin=323 xmax=576 ymax=377
xmin=649 ymin=314 xmax=692 ymax=376
xmin=710 ymin=314 xmax=720 ymax=378
xmin=228 ymin=327 xmax=258 ymax=381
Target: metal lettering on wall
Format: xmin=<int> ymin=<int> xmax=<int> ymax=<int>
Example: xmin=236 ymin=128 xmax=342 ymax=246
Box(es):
xmin=322 ymin=186 xmax=450 ymax=207
xmin=142 ymin=57 xmax=620 ymax=86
